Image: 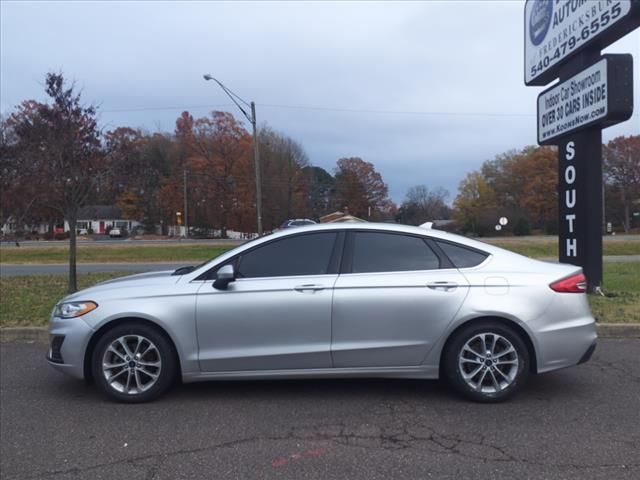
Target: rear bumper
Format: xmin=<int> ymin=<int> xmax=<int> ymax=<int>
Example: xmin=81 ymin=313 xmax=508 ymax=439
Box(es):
xmin=534 ymin=316 xmax=597 ymax=374
xmin=577 ymin=341 xmax=597 ymax=365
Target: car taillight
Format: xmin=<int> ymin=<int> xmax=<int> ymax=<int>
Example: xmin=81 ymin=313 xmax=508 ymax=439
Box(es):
xmin=550 ymin=273 xmax=587 ymax=293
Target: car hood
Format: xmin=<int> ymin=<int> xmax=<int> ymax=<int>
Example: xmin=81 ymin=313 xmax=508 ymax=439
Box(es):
xmin=61 ymin=270 xmax=180 ymax=303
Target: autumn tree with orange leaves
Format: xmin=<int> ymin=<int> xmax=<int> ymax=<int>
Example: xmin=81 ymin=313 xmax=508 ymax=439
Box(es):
xmin=454 ymin=146 xmax=558 ymax=235
xmin=333 ymin=157 xmax=395 ymax=220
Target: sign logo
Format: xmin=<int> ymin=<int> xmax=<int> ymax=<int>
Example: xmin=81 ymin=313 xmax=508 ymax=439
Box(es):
xmin=529 ymin=0 xmax=553 ymax=46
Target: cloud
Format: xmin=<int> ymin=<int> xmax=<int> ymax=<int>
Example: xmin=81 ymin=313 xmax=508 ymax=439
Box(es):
xmin=2 ymin=0 xmax=638 ymax=202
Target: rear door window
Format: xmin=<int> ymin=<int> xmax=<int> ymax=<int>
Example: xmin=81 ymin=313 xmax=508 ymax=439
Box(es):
xmin=351 ymin=232 xmax=440 ymax=273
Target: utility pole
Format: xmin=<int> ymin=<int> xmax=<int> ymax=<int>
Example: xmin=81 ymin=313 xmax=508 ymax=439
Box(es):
xmin=183 ymin=169 xmax=188 ymax=239
xmin=251 ymin=102 xmax=263 ymax=235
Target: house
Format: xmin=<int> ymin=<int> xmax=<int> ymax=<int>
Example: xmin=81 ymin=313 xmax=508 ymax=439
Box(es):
xmin=0 ymin=217 xmax=50 ymax=236
xmin=65 ymin=205 xmax=141 ymax=234
xmin=319 ymin=209 xmax=367 ymax=223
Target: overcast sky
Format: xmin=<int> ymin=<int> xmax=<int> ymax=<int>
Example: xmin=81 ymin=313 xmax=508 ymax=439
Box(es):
xmin=1 ymin=0 xmax=639 ymax=203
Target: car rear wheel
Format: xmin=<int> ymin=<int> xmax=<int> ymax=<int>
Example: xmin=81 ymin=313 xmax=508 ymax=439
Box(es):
xmin=91 ymin=323 xmax=176 ymax=403
xmin=443 ymin=321 xmax=530 ymax=402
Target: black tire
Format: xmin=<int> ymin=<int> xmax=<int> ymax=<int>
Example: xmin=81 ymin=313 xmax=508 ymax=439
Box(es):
xmin=91 ymin=323 xmax=177 ymax=403
xmin=443 ymin=321 xmax=530 ymax=403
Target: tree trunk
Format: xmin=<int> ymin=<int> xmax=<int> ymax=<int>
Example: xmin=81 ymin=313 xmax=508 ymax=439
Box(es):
xmin=622 ymin=189 xmax=630 ymax=233
xmin=68 ymin=215 xmax=78 ymax=293
xmin=623 ymin=203 xmax=630 ymax=233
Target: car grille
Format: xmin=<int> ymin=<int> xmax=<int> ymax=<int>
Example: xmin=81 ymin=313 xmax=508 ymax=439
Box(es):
xmin=49 ymin=335 xmax=65 ymax=364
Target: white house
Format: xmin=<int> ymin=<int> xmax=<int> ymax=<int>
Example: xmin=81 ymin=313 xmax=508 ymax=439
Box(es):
xmin=66 ymin=205 xmax=141 ymax=234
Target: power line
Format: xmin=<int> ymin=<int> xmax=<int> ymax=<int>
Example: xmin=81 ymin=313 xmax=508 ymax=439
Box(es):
xmin=259 ymin=103 xmax=536 ymax=117
xmin=101 ymin=104 xmax=233 ymax=113
xmin=99 ymin=101 xmax=639 ymax=118
xmin=99 ymin=102 xmax=535 ymax=117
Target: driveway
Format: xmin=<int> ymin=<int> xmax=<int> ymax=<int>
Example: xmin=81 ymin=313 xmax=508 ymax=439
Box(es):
xmin=1 ymin=340 xmax=639 ymax=479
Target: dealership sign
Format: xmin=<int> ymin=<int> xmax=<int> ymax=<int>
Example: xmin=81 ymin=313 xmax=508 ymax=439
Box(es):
xmin=537 ymin=54 xmax=634 ymax=144
xmin=524 ymin=0 xmax=640 ymax=85
xmin=524 ymin=0 xmax=639 ymax=291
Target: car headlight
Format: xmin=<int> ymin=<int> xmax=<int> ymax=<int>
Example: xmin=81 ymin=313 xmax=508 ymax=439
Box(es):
xmin=54 ymin=301 xmax=98 ymax=318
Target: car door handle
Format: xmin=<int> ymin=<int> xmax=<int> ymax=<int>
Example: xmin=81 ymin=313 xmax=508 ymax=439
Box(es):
xmin=294 ymin=284 xmax=325 ymax=292
xmin=426 ymin=282 xmax=458 ymax=291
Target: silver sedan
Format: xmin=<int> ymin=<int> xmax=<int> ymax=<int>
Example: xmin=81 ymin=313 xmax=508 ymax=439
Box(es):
xmin=47 ymin=223 xmax=597 ymax=403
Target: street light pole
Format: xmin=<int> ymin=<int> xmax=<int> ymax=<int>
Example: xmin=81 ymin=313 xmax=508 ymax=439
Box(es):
xmin=203 ymin=74 xmax=263 ymax=236
xmin=183 ymin=169 xmax=188 ymax=239
xmin=250 ymin=101 xmax=263 ymax=236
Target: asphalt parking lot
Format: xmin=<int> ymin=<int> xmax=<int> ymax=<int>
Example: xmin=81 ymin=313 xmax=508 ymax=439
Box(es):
xmin=1 ymin=340 xmax=639 ymax=480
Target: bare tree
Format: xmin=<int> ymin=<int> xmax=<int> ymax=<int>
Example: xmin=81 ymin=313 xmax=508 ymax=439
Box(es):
xmin=396 ymin=185 xmax=451 ymax=225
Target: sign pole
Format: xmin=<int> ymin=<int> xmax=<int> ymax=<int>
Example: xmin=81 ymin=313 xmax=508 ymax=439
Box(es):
xmin=555 ymin=51 xmax=604 ymax=293
xmin=557 ymin=128 xmax=603 ymax=292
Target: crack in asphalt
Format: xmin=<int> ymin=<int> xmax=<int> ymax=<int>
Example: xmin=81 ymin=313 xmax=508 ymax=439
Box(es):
xmin=7 ymin=414 xmax=640 ymax=480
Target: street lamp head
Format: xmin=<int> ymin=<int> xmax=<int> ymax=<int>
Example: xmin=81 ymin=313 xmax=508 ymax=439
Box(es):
xmin=203 ymin=74 xmax=214 ymax=81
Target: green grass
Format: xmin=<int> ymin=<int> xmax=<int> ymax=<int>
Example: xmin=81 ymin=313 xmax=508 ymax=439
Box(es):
xmin=1 ymin=263 xmax=638 ymax=327
xmin=1 ymin=237 xmax=637 ymax=264
xmin=589 ymin=262 xmax=640 ymax=324
xmin=484 ymin=238 xmax=640 ymax=258
xmin=0 ymin=245 xmax=234 ymax=264
xmin=0 ymin=272 xmax=129 ymax=327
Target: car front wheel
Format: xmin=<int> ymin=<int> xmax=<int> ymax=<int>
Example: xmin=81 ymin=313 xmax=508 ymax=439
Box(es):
xmin=443 ymin=322 xmax=530 ymax=402
xmin=91 ymin=323 xmax=176 ymax=403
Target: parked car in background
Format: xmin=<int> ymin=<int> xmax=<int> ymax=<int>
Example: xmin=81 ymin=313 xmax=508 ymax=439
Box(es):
xmin=109 ymin=228 xmax=122 ymax=238
xmin=47 ymin=223 xmax=596 ymax=403
xmin=279 ymin=219 xmax=317 ymax=229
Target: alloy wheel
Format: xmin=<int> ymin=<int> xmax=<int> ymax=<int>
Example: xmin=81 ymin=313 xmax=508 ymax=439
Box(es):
xmin=101 ymin=335 xmax=162 ymax=395
xmin=458 ymin=333 xmax=519 ymax=394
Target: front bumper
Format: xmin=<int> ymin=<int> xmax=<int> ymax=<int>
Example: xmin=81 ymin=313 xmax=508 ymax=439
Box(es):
xmin=47 ymin=315 xmax=94 ymax=380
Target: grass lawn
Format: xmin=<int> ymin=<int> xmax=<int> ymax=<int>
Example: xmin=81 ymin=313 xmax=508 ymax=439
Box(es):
xmin=0 ymin=272 xmax=129 ymax=327
xmin=0 ymin=244 xmax=234 ymax=264
xmin=485 ymin=237 xmax=640 ymax=258
xmin=1 ymin=263 xmax=638 ymax=327
xmin=589 ymin=262 xmax=640 ymax=324
xmin=1 ymin=237 xmax=638 ymax=264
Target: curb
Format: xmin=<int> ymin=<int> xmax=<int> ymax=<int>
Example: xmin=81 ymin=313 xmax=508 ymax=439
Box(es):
xmin=1 ymin=327 xmax=49 ymax=343
xmin=2 ymin=324 xmax=639 ymax=344
xmin=595 ymin=323 xmax=640 ymax=339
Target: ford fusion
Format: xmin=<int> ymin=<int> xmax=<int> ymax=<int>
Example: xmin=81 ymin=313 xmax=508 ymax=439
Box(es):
xmin=47 ymin=223 xmax=596 ymax=403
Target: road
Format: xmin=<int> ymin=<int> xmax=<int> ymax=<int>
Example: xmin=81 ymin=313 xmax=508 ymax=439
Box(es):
xmin=1 ymin=340 xmax=639 ymax=479
xmin=2 ymin=255 xmax=639 ymax=277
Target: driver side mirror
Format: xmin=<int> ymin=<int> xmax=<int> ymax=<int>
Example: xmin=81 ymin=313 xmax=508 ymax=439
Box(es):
xmin=213 ymin=264 xmax=235 ymax=290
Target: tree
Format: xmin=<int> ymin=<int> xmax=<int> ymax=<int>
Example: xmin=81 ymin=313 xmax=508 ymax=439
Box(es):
xmin=396 ymin=185 xmax=450 ymax=225
xmin=453 ymin=172 xmax=498 ymax=236
xmin=259 ymin=127 xmax=311 ymax=227
xmin=604 ymin=135 xmax=640 ymax=232
xmin=333 ymin=157 xmax=393 ymax=219
xmin=8 ymin=73 xmax=104 ymax=292
xmin=302 ymin=166 xmax=335 ymax=219
xmin=164 ymin=111 xmax=253 ymax=236
xmin=480 ymin=146 xmax=557 ymax=232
